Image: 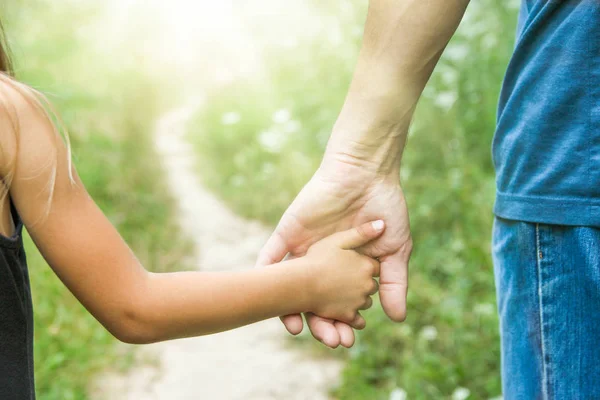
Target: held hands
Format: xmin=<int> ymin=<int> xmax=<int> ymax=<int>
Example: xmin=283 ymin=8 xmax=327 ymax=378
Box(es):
xmin=257 ymin=162 xmax=412 ymax=348
xmin=303 ymin=221 xmax=384 ymax=329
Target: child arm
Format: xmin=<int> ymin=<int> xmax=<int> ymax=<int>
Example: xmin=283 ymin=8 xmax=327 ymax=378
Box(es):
xmin=1 ymin=85 xmax=381 ymax=343
xmin=138 ymin=219 xmax=382 ymax=342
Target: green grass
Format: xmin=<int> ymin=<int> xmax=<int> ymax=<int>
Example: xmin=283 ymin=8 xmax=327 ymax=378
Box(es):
xmin=3 ymin=1 xmax=192 ymax=398
xmin=187 ymin=1 xmax=518 ymax=398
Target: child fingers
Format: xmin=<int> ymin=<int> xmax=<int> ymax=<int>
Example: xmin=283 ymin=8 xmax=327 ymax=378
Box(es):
xmin=368 ymin=279 xmax=379 ymax=295
xmin=360 ymin=296 xmax=373 ymax=310
xmin=334 ymin=220 xmax=386 ymax=249
xmin=349 ymin=312 xmax=366 ymax=330
xmin=370 ymin=257 xmax=381 ymax=277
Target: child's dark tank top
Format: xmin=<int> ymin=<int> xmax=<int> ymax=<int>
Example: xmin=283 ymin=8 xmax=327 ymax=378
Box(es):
xmin=0 ymin=202 xmax=35 ymax=399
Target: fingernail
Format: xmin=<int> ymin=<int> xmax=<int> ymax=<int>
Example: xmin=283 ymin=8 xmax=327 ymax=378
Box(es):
xmin=372 ymin=220 xmax=384 ymax=231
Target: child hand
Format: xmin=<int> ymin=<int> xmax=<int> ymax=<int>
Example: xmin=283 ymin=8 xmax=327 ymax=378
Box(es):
xmin=303 ymin=220 xmax=385 ymax=329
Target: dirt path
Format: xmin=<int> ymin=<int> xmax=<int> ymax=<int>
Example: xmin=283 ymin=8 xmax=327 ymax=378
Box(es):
xmin=90 ymin=105 xmax=342 ymax=400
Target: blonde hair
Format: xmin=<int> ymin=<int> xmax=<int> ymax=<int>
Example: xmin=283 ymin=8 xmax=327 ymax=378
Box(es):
xmin=0 ymin=21 xmax=73 ymax=220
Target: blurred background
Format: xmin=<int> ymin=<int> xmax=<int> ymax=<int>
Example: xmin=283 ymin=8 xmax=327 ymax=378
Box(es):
xmin=2 ymin=0 xmax=520 ymax=399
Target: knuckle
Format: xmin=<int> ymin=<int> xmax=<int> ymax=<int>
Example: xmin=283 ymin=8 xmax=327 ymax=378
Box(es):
xmin=370 ymin=259 xmax=379 ymax=273
xmin=356 ymin=225 xmax=367 ymax=238
xmin=360 ymin=264 xmax=371 ymax=275
xmin=373 ymin=281 xmax=379 ymax=294
xmin=346 ymin=311 xmax=357 ymax=322
xmin=361 ymin=259 xmax=374 ymax=272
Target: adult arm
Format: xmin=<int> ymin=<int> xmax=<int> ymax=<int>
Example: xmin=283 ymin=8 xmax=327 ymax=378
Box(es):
xmin=258 ymin=0 xmax=471 ymax=348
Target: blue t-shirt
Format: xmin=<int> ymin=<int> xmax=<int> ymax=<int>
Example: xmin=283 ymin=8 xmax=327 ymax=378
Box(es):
xmin=493 ymin=0 xmax=600 ymax=226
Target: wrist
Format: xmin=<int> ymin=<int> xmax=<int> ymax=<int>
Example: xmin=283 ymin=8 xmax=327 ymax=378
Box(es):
xmin=321 ymin=128 xmax=404 ymax=181
xmin=285 ymin=258 xmax=317 ymax=314
xmin=325 ymin=103 xmax=410 ymax=179
xmin=323 ymin=137 xmax=403 ymax=178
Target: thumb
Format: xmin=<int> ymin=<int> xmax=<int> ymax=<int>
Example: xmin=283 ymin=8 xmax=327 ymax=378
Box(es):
xmin=379 ymin=248 xmax=410 ymax=322
xmin=332 ymin=220 xmax=385 ymax=250
xmin=256 ymin=229 xmax=290 ymax=267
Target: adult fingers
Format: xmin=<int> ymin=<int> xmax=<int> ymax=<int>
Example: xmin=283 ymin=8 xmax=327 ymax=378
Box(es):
xmin=256 ymin=229 xmax=289 ymax=267
xmin=280 ymin=314 xmax=304 ymax=335
xmin=379 ymin=245 xmax=411 ymax=322
xmin=306 ymin=313 xmax=341 ymax=348
xmin=335 ymin=321 xmax=356 ymax=348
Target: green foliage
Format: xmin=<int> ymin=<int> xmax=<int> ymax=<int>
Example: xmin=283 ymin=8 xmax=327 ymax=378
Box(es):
xmin=188 ymin=1 xmax=367 ymax=222
xmin=3 ymin=2 xmax=191 ymax=399
xmin=188 ymin=1 xmax=518 ymax=398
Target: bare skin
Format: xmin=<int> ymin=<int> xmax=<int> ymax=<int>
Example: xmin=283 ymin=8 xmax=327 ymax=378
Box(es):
xmin=258 ymin=0 xmax=471 ymax=348
xmin=0 ymin=82 xmax=383 ymax=344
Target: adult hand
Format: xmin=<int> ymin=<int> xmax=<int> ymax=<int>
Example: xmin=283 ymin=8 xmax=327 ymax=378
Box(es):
xmin=256 ymin=160 xmax=412 ymax=348
xmin=254 ymin=0 xmax=470 ymax=350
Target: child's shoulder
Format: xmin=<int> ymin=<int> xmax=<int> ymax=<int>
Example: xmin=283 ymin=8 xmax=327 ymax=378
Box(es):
xmin=0 ymin=74 xmax=33 ymax=110
xmin=0 ymin=76 xmax=25 ymax=177
xmin=0 ymin=74 xmax=61 ymax=178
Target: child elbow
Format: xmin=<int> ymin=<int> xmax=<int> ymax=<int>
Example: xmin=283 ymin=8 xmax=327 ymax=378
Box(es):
xmin=112 ymin=325 xmax=155 ymax=345
xmin=107 ymin=308 xmax=159 ymax=345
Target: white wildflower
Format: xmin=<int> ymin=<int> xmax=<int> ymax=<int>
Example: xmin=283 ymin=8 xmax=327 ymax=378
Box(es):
xmin=474 ymin=303 xmax=495 ymax=317
xmin=420 ymin=325 xmax=438 ymax=341
xmin=389 ymin=388 xmax=407 ymax=400
xmin=258 ymin=130 xmax=285 ymax=153
xmin=221 ymin=112 xmax=241 ymax=125
xmin=272 ymin=108 xmax=291 ymax=124
xmin=435 ymin=91 xmax=458 ymax=111
xmin=283 ymin=120 xmax=301 ymax=134
xmin=452 ymin=387 xmax=471 ymax=400
xmin=444 ymin=44 xmax=469 ymax=61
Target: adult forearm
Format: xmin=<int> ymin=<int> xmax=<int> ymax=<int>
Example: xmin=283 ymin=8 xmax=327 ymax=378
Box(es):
xmin=325 ymin=0 xmax=470 ymax=175
xmin=122 ymin=260 xmax=310 ymax=343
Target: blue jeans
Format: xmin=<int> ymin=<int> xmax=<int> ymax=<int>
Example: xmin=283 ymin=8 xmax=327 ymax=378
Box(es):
xmin=492 ymin=217 xmax=600 ymax=399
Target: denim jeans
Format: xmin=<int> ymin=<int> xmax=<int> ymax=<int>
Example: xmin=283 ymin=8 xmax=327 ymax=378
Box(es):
xmin=492 ymin=217 xmax=600 ymax=399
